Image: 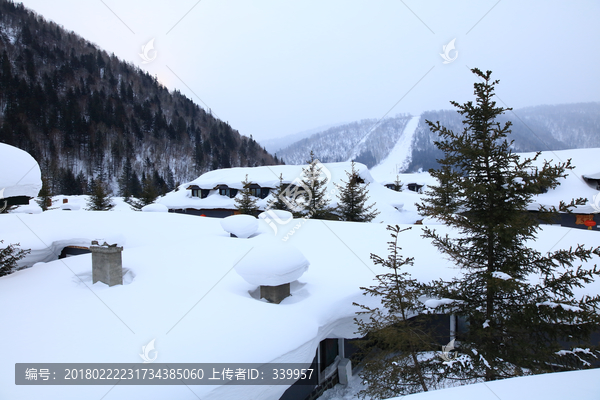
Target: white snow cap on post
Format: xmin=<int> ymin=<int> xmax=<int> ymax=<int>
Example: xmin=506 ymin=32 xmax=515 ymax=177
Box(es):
xmin=0 ymin=143 xmax=42 ymax=199
xmin=220 ymin=214 xmax=259 ymax=238
xmin=235 ymin=242 xmax=310 ymax=286
xmin=141 ymin=203 xmax=168 ymax=213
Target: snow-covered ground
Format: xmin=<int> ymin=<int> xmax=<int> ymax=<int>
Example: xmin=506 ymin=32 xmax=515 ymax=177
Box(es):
xmin=1 ymin=207 xmax=599 ymax=399
xmin=318 ymin=367 xmax=600 ymax=400
xmin=2 ymin=146 xmax=599 ymax=399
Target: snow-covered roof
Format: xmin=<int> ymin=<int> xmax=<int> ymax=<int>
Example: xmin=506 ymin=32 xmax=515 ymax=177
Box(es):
xmin=0 ymin=143 xmax=42 ymax=199
xmin=158 ymin=162 xmax=423 ymax=224
xmin=1 ymin=209 xmax=598 ymax=399
xmin=235 ymin=242 xmax=310 ymax=286
xmin=582 ymin=172 xmax=600 ymax=180
xmin=369 ymin=148 xmax=600 ymax=214
xmin=220 ymin=214 xmax=259 ymax=238
xmin=523 ymin=148 xmax=600 ymax=213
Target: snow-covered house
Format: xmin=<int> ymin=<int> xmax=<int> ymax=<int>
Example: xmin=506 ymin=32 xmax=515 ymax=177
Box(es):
xmin=158 ymin=162 xmax=419 ymax=224
xmin=0 ymin=143 xmax=42 ymax=210
xmin=2 ymin=210 xmax=598 ymax=400
xmin=522 ymin=149 xmax=600 ymax=230
xmin=370 ymin=148 xmax=600 ymax=231
xmin=582 ymin=174 xmax=600 ymax=190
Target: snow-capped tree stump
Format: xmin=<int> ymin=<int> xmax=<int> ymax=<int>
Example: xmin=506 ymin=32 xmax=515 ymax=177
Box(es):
xmin=235 ymin=242 xmax=310 ymax=304
xmin=91 ymin=241 xmax=123 ymax=287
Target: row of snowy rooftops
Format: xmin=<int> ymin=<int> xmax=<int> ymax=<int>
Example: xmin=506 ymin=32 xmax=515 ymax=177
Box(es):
xmin=371 ymin=148 xmax=600 ymax=214
xmin=158 ymin=149 xmax=600 ymax=217
xmin=160 ymin=162 xmax=377 ymax=210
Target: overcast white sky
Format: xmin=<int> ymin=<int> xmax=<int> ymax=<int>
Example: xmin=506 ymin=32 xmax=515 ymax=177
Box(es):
xmin=17 ymin=0 xmax=600 ymax=141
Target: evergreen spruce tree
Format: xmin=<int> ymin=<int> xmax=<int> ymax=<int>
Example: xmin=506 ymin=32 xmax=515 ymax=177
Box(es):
xmin=335 ymin=161 xmax=380 ymax=222
xmin=355 ymin=226 xmax=441 ymax=398
xmin=298 ymin=151 xmax=335 ymax=219
xmin=86 ymin=174 xmax=114 ymax=211
xmin=393 ymin=175 xmax=403 ymax=192
xmin=132 ymin=172 xmax=159 ymax=209
xmin=266 ymin=173 xmax=291 ymax=211
xmin=36 ymin=176 xmax=52 ymax=211
xmin=0 ymin=240 xmax=30 ymax=277
xmin=118 ymin=157 xmax=134 ymax=202
xmin=130 ymin=171 xmax=143 ymax=199
xmin=417 ymin=68 xmax=600 ymax=382
xmin=234 ymin=174 xmax=260 ymax=216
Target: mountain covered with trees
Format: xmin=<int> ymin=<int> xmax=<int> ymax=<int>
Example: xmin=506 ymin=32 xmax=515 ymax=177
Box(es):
xmin=275 ymin=115 xmax=412 ymax=168
xmin=0 ymin=0 xmax=277 ymax=197
xmin=274 ymin=102 xmax=600 ymax=172
xmin=406 ymin=102 xmax=600 ymax=172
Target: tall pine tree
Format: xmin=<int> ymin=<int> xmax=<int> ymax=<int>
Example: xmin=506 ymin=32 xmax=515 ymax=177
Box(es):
xmin=266 ymin=173 xmax=291 ymax=212
xmin=298 ymin=151 xmax=335 ymax=219
xmin=335 ymin=161 xmax=379 ymax=222
xmin=418 ymin=68 xmax=600 ymax=382
xmin=86 ymin=174 xmax=114 ymax=211
xmin=234 ymin=174 xmax=260 ymax=216
xmin=36 ymin=176 xmax=52 ymax=211
xmin=355 ymin=225 xmax=441 ymax=398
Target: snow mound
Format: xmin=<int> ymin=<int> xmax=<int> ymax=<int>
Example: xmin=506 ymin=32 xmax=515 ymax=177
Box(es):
xmin=61 ymin=203 xmax=81 ymax=211
xmin=235 ymin=242 xmax=310 ymax=286
xmin=0 ymin=143 xmax=42 ymax=199
xmin=424 ymin=298 xmax=457 ymax=309
xmin=142 ymin=203 xmax=169 ymax=213
xmin=10 ymin=203 xmax=42 ymax=214
xmin=386 ymin=368 xmax=600 ymax=400
xmin=492 ymin=271 xmax=512 ymax=280
xmin=259 ymin=210 xmax=294 ymax=224
xmin=220 ymin=214 xmax=259 ymax=238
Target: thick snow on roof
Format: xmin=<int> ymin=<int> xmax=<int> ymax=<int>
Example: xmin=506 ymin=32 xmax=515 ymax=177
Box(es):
xmin=141 ymin=203 xmax=168 ymax=213
xmin=235 ymin=242 xmax=309 ymax=286
xmin=220 ymin=214 xmax=259 ymax=238
xmin=1 ymin=210 xmax=599 ymax=399
xmin=369 ymin=147 xmax=600 ymax=214
xmin=386 ymin=368 xmax=600 ymax=400
xmin=0 ymin=143 xmax=42 ymax=199
xmin=522 ymin=148 xmax=600 ymax=213
xmin=158 ymin=162 xmax=422 ymax=224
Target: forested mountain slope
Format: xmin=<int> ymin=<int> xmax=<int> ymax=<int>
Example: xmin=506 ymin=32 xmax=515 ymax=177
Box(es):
xmin=0 ymin=0 xmax=277 ymax=195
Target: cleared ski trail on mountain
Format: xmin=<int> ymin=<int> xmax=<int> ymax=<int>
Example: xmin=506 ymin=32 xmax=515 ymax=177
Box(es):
xmin=369 ymin=115 xmax=420 ymax=181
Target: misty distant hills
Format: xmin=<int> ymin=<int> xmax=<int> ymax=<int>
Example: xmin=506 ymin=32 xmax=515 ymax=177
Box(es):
xmin=260 ymin=122 xmax=346 ymax=154
xmin=275 ymin=102 xmax=600 ymax=171
xmin=406 ymin=102 xmax=600 ymax=172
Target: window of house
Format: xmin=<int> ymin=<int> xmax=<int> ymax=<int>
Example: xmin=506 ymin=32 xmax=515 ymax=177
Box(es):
xmin=200 ymin=189 xmax=210 ymax=199
xmin=319 ymin=339 xmax=339 ymax=373
xmin=219 ymin=188 xmax=237 ymax=198
xmin=191 ymin=189 xmax=199 ymax=197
